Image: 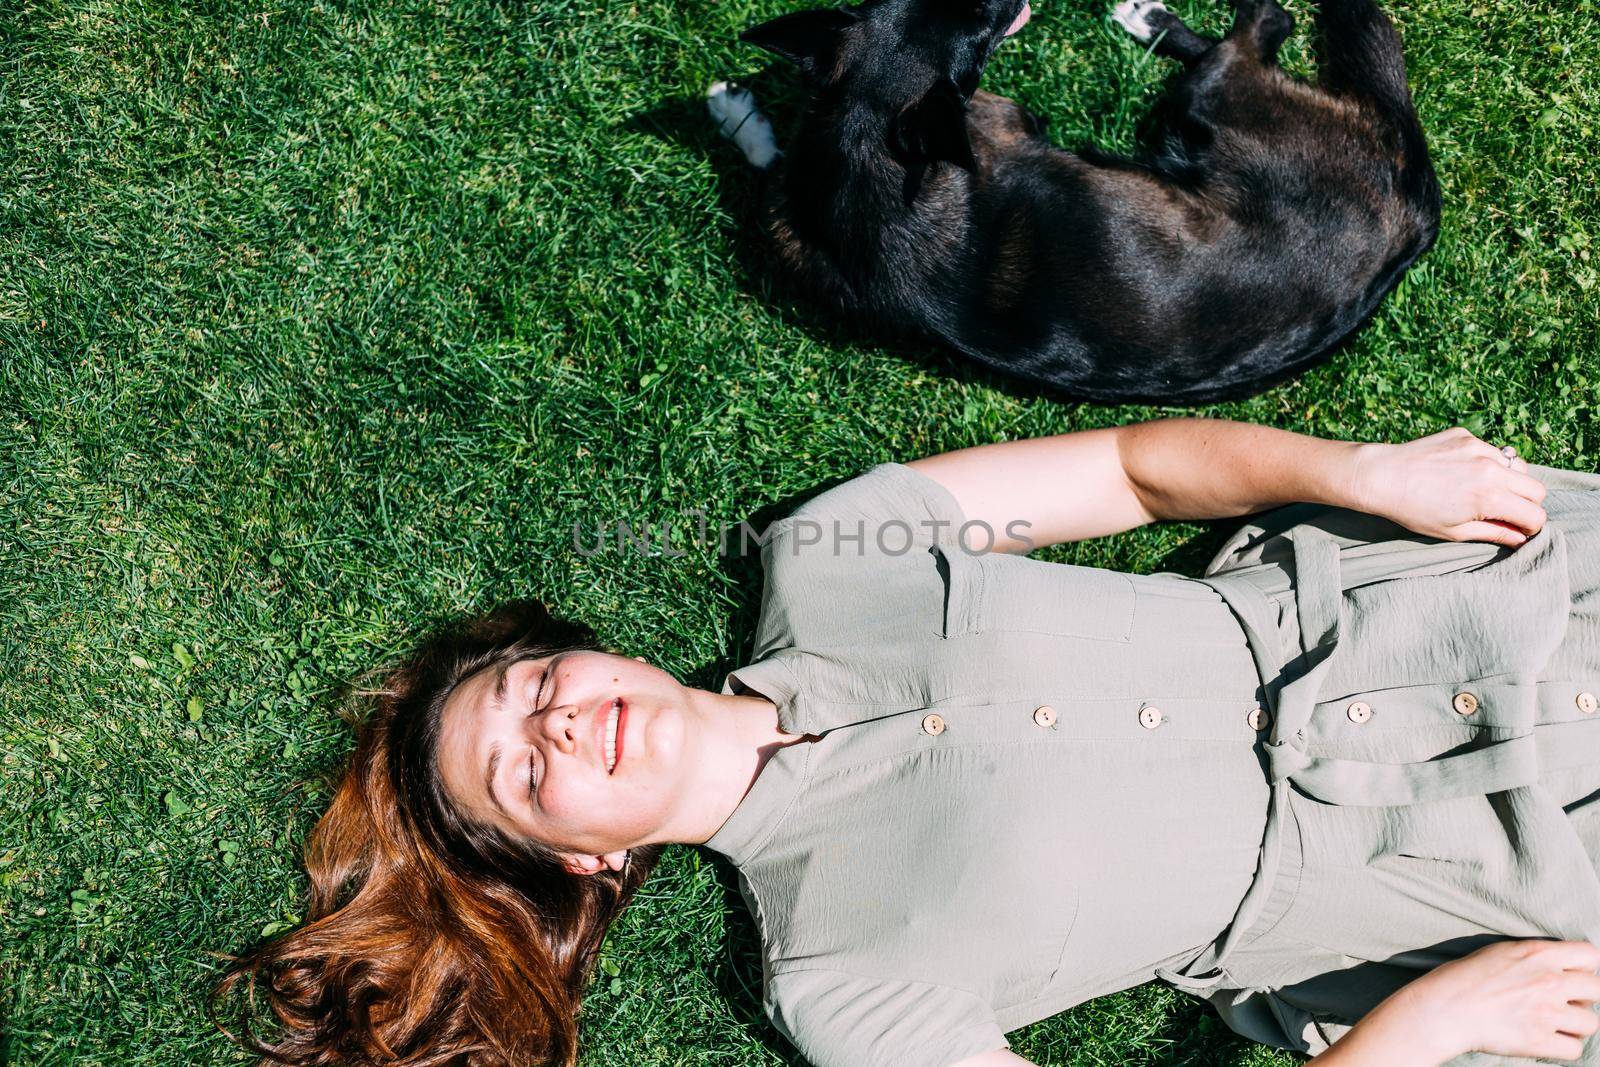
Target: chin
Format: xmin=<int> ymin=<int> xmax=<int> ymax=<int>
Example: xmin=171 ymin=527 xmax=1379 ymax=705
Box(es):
xmin=636 ymin=699 xmax=686 ymax=771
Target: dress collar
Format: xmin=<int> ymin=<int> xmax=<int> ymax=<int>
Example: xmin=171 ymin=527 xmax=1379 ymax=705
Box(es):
xmin=701 ymin=652 xmax=815 ymax=867
xmin=721 ymin=652 xmax=808 ymax=733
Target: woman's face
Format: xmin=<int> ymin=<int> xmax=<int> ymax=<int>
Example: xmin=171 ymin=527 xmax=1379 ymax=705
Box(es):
xmin=435 ymin=650 xmax=700 ymax=871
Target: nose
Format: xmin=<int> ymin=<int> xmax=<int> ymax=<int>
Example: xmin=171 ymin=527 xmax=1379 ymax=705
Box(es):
xmin=534 ymin=703 xmax=579 ymax=755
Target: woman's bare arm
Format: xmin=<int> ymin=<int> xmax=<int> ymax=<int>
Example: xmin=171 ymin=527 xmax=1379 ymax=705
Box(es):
xmin=905 ymin=419 xmax=1548 ymax=553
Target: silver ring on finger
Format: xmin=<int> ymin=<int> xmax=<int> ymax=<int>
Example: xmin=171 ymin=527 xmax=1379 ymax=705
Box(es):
xmin=1500 ymin=444 xmax=1519 ymax=466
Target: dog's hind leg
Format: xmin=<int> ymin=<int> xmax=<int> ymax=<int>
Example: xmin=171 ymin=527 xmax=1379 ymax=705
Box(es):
xmin=1113 ymin=0 xmax=1218 ymax=65
xmin=707 ymin=82 xmax=781 ymax=169
xmin=1313 ymin=0 xmax=1415 ymax=110
xmin=1131 ymin=0 xmax=1293 ymax=167
xmin=1224 ymin=0 xmax=1295 ymax=64
xmin=1312 ymin=0 xmax=1437 ymax=206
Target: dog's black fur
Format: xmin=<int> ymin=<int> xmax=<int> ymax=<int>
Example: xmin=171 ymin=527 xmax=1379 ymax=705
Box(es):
xmin=727 ymin=0 xmax=1440 ymax=403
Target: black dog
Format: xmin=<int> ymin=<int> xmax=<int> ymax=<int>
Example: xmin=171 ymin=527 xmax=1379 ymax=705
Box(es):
xmin=708 ymin=0 xmax=1440 ymax=403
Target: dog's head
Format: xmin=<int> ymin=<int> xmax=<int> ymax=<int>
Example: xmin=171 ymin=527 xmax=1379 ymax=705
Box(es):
xmin=741 ymin=0 xmax=1031 ymax=174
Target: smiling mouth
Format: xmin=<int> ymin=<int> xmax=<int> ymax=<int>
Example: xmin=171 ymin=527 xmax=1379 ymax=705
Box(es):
xmin=603 ymin=698 xmax=625 ymax=774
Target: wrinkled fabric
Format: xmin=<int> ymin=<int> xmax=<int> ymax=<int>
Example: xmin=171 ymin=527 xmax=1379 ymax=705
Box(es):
xmin=1159 ymin=463 xmax=1600 ymax=1066
xmin=705 ymin=462 xmax=1600 ymax=1067
xmin=707 ymin=462 xmax=1270 ymax=1067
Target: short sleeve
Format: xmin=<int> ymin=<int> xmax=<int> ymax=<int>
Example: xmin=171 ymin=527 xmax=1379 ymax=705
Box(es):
xmin=766 ymin=968 xmax=1008 ymax=1067
xmin=741 ymin=464 xmax=968 ymax=733
xmin=777 ymin=462 xmax=971 ymax=558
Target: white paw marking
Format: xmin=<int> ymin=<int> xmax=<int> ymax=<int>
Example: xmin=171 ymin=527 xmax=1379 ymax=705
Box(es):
xmin=706 ymin=80 xmax=780 ymax=170
xmin=1112 ymin=0 xmax=1168 ymax=41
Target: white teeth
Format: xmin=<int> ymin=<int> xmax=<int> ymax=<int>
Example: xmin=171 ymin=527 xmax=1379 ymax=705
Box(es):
xmin=604 ymin=699 xmax=620 ymax=773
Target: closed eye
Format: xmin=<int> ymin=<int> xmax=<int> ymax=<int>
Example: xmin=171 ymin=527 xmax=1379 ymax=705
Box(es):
xmin=527 ymin=667 xmax=549 ymax=799
xmin=531 ymin=654 xmax=564 ymax=712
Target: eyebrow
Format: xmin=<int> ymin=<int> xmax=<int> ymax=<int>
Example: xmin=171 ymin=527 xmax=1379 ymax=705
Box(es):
xmin=482 ymin=659 xmax=516 ymax=818
xmin=480 ymin=651 xmax=570 ymax=818
xmin=484 ymin=744 xmax=508 ymax=817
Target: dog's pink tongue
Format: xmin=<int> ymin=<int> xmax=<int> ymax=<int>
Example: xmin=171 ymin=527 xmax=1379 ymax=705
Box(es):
xmin=1004 ymin=1 xmax=1031 ymax=35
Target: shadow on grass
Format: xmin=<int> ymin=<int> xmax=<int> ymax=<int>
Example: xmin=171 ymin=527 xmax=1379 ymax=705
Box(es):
xmin=675 ymin=480 xmax=860 ymax=1059
xmin=706 ymin=859 xmax=808 ymax=1064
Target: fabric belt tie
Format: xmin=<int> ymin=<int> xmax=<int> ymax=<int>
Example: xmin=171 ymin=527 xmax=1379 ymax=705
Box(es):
xmin=1274 ymin=736 xmax=1542 ymax=807
xmin=1254 ymin=525 xmax=1551 ymax=808
xmin=1157 ymin=524 xmax=1578 ymax=993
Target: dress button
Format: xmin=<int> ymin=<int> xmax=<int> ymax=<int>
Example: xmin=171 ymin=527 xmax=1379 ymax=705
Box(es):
xmin=1247 ymin=706 xmax=1271 ymax=732
xmin=1452 ymin=691 xmax=1479 ymax=717
xmin=1347 ymin=701 xmax=1373 ymax=724
xmin=1579 ymin=692 xmax=1598 ymax=715
xmin=1138 ymin=706 xmax=1164 ymax=730
xmin=921 ymin=713 xmax=946 ymax=736
xmin=1032 ymin=705 xmax=1057 ymax=728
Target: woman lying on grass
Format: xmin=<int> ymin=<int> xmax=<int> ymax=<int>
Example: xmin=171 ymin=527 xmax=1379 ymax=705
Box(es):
xmin=216 ymin=418 xmax=1600 ymax=1067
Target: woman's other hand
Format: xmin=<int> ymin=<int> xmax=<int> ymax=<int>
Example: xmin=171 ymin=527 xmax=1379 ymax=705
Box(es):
xmin=1410 ymin=940 xmax=1600 ymax=1062
xmin=1316 ymin=939 xmax=1600 ymax=1066
xmin=1350 ymin=428 xmax=1548 ymax=548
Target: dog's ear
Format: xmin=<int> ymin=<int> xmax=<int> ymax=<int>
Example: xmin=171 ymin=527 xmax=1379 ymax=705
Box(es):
xmin=889 ymin=78 xmax=976 ymax=174
xmin=740 ymin=8 xmax=857 ymax=82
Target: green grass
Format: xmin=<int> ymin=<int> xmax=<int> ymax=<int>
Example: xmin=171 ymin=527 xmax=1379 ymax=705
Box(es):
xmin=1 ymin=0 xmax=1596 ymax=1061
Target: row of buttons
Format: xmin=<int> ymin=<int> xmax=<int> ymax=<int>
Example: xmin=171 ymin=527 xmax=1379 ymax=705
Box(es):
xmin=916 ymin=691 xmax=1600 ymax=738
xmin=1344 ymin=690 xmax=1599 ymax=723
xmin=918 ymin=704 xmax=1275 ymax=736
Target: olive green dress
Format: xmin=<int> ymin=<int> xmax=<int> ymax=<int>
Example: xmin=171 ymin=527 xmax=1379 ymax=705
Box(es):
xmin=703 ymin=461 xmax=1600 ymax=1067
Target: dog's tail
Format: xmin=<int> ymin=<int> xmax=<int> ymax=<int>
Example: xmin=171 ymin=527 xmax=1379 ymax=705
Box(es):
xmin=707 ymin=82 xmax=781 ymax=169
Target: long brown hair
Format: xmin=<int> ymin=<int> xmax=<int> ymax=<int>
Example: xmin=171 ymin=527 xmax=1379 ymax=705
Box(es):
xmin=212 ymin=600 xmax=663 ymax=1066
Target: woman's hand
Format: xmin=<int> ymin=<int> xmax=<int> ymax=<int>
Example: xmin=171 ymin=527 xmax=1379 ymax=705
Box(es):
xmin=1349 ymin=428 xmax=1549 ymax=548
xmin=1315 ymin=940 xmax=1600 ymax=1066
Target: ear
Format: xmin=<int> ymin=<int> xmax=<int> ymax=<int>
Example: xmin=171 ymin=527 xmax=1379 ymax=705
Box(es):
xmin=561 ymin=850 xmax=629 ymax=877
xmin=889 ymin=78 xmax=976 ymax=174
xmin=740 ymin=7 xmax=858 ymax=82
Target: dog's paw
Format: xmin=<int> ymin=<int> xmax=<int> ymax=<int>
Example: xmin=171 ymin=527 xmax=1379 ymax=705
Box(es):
xmin=707 ymin=81 xmax=780 ymax=169
xmin=1112 ymin=0 xmax=1167 ymax=41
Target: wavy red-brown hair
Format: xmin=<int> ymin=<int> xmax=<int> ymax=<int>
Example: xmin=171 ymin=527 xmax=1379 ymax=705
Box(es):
xmin=212 ymin=600 xmax=663 ymax=1066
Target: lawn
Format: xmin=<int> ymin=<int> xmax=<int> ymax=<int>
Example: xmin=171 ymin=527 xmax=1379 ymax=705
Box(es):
xmin=1 ymin=0 xmax=1596 ymax=1062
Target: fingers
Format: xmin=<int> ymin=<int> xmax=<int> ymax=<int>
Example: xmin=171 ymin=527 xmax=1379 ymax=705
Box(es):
xmin=1460 ymin=439 xmax=1547 ymax=506
xmin=1465 ymin=436 xmax=1508 ymax=462
xmin=1562 ymin=972 xmax=1600 ymax=1004
xmin=1555 ymin=1005 xmax=1600 ymax=1038
xmin=1451 ymin=520 xmax=1531 ymax=548
xmin=1508 ymin=469 xmax=1549 ymax=503
xmin=1452 ymin=941 xmax=1600 ymax=1061
xmin=1524 ymin=1032 xmax=1587 ymax=1062
xmin=1490 ymin=491 xmax=1549 ymax=535
xmin=1458 ymin=433 xmax=1544 ymax=495
xmin=1535 ymin=940 xmax=1600 ymax=973
xmin=1540 ymin=945 xmax=1600 ymax=1055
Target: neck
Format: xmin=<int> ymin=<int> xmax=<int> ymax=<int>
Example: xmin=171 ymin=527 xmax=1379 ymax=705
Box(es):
xmin=675 ymin=687 xmax=806 ymax=846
